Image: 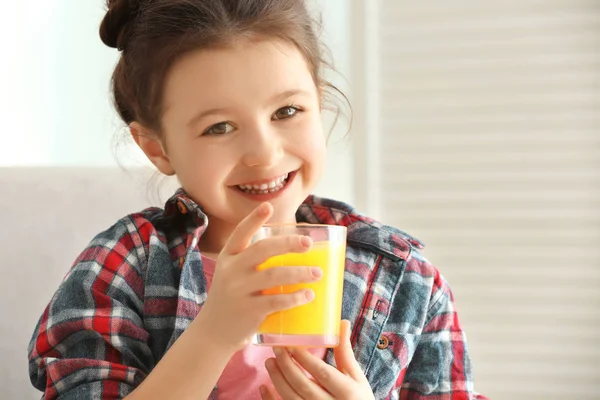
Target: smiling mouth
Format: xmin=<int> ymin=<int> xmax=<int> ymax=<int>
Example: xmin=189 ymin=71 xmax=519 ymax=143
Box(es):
xmin=235 ymin=172 xmax=293 ymax=195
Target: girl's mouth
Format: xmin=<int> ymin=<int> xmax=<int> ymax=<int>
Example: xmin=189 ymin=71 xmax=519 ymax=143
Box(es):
xmin=234 ymin=170 xmax=298 ymax=199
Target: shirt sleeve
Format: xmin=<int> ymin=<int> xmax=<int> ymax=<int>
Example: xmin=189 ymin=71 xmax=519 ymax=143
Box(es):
xmin=399 ymin=269 xmax=488 ymax=400
xmin=28 ymin=218 xmax=154 ymax=399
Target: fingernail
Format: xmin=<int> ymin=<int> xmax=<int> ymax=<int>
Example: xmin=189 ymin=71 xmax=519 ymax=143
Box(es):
xmin=310 ymin=267 xmax=323 ymax=279
xmin=300 ymin=235 xmax=312 ymax=248
xmin=304 ymin=289 xmax=315 ymax=302
xmin=265 ymin=358 xmax=275 ymax=369
xmin=273 ymin=347 xmax=282 ymax=356
xmin=259 ymin=386 xmax=267 ymax=397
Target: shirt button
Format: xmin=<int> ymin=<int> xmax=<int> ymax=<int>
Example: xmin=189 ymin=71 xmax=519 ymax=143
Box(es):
xmin=177 ymin=200 xmax=188 ymax=214
xmin=377 ymin=335 xmax=389 ymax=350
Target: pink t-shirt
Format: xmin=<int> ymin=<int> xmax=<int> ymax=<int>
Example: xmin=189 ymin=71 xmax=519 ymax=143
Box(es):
xmin=201 ymin=256 xmax=327 ymax=400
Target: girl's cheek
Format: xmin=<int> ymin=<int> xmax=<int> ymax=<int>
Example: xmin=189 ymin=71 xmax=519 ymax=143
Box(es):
xmin=303 ymin=120 xmax=327 ymax=150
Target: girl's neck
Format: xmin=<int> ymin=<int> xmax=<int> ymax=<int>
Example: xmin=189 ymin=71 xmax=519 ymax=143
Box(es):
xmin=198 ymin=217 xmax=299 ymax=258
xmin=198 ymin=222 xmax=234 ymax=258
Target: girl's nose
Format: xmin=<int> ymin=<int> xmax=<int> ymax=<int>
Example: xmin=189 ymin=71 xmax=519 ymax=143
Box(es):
xmin=241 ymin=124 xmax=284 ymax=168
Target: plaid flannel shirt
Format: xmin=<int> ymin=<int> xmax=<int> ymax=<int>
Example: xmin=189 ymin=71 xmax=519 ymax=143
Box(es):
xmin=28 ymin=189 xmax=487 ymax=400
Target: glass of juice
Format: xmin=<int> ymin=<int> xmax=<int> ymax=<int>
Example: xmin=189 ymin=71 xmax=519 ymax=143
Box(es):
xmin=251 ymin=224 xmax=347 ymax=348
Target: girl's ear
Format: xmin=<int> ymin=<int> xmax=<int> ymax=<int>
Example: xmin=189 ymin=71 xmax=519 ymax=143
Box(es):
xmin=129 ymin=122 xmax=176 ymax=176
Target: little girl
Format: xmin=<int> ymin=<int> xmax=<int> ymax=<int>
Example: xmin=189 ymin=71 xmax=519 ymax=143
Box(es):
xmin=28 ymin=1 xmax=488 ymax=399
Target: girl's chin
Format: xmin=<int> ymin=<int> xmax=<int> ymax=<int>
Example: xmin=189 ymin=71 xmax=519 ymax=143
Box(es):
xmin=264 ymin=205 xmax=301 ymax=225
xmin=265 ymin=214 xmax=298 ymax=225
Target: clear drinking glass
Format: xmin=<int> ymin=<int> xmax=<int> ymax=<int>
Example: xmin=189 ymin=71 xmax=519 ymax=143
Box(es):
xmin=251 ymin=224 xmax=347 ymax=347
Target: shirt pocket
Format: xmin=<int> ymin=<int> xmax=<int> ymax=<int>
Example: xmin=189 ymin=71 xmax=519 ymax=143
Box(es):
xmin=367 ymin=332 xmax=419 ymax=398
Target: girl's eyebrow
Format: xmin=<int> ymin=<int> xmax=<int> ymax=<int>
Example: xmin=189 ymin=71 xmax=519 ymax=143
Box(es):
xmin=269 ymin=89 xmax=312 ymax=103
xmin=186 ymin=89 xmax=312 ymax=128
xmin=187 ymin=107 xmax=232 ymax=128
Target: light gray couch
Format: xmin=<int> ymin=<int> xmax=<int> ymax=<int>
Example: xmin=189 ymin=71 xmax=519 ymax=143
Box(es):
xmin=0 ymin=167 xmax=178 ymax=399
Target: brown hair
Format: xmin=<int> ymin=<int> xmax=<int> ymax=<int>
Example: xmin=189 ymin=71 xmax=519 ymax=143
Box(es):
xmin=99 ymin=0 xmax=349 ymax=135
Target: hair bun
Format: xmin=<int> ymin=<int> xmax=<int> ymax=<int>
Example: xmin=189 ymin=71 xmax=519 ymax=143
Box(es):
xmin=99 ymin=0 xmax=141 ymax=51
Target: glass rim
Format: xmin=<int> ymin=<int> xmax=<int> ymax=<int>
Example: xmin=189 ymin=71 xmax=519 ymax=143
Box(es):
xmin=259 ymin=223 xmax=347 ymax=231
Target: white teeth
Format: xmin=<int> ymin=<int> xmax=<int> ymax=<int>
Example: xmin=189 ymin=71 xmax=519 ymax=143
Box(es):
xmin=237 ymin=172 xmax=291 ymax=195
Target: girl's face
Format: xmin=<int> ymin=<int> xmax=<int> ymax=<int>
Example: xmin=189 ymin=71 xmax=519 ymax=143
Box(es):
xmin=135 ymin=39 xmax=326 ymax=250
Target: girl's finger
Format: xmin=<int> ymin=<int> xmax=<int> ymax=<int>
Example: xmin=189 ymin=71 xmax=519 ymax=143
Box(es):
xmin=244 ymin=234 xmax=313 ymax=268
xmin=265 ymin=357 xmax=303 ymax=400
xmin=259 ymin=384 xmax=278 ymax=400
xmin=285 ymin=347 xmax=353 ymax=398
xmin=333 ymin=320 xmax=368 ymax=383
xmin=221 ymin=202 xmax=273 ymax=255
xmin=248 ymin=265 xmax=321 ymax=293
xmin=257 ymin=288 xmax=316 ymax=315
xmin=272 ymin=348 xmax=329 ymax=400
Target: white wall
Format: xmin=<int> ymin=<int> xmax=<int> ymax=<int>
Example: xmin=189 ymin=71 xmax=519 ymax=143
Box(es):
xmin=0 ymin=0 xmax=353 ymax=203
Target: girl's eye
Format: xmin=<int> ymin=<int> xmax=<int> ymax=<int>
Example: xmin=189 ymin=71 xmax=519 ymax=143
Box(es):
xmin=204 ymin=122 xmax=234 ymax=136
xmin=273 ymin=106 xmax=302 ymax=120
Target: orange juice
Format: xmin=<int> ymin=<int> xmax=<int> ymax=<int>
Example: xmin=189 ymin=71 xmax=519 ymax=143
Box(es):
xmin=257 ymin=241 xmax=346 ymax=340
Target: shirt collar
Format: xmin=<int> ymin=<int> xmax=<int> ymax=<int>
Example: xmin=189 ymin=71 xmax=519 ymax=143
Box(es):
xmin=298 ymin=195 xmax=424 ymax=261
xmin=164 ymin=188 xmax=209 ymax=228
xmin=164 ymin=189 xmax=424 ymax=262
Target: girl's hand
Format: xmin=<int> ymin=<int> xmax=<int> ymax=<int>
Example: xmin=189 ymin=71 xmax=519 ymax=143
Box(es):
xmin=260 ymin=320 xmax=375 ymax=400
xmin=198 ymin=202 xmax=322 ymax=351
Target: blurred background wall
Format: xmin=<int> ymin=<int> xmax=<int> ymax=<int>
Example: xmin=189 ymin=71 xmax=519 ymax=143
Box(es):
xmin=0 ymin=0 xmax=354 ymax=202
xmin=351 ymin=1 xmax=600 ymax=399
xmin=1 ymin=1 xmax=599 ymax=399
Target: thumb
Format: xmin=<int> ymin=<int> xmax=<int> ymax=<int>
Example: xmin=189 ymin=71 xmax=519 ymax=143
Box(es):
xmin=334 ymin=320 xmax=365 ymax=382
xmin=259 ymin=385 xmax=277 ymax=400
